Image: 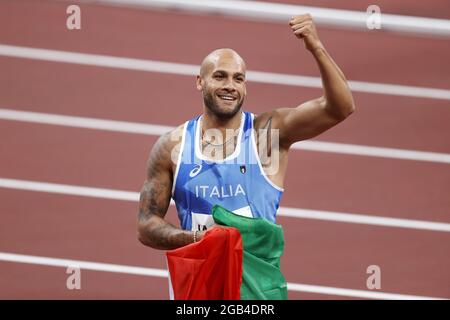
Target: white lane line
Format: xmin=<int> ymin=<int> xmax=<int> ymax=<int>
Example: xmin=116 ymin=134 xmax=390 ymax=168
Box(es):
xmin=84 ymin=0 xmax=450 ymax=37
xmin=294 ymin=140 xmax=450 ymax=164
xmin=1 ymin=44 xmax=449 ymax=100
xmin=0 ymin=252 xmax=445 ymax=300
xmin=286 ymin=282 xmax=445 ymax=300
xmin=0 ymin=252 xmax=168 ymax=278
xmin=0 ymin=178 xmax=138 ymax=202
xmin=0 ymin=108 xmax=174 ymax=136
xmin=279 ymin=207 xmax=450 ymax=233
xmin=1 ymin=108 xmax=450 ymax=164
xmin=1 ymin=178 xmax=449 ymax=233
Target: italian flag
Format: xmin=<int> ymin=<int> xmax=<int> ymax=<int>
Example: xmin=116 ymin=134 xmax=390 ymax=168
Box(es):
xmin=166 ymin=205 xmax=288 ymax=300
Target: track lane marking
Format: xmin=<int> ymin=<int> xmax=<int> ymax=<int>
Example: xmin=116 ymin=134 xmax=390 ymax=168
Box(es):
xmin=1 ymin=177 xmax=449 ymax=232
xmin=0 ymin=252 xmax=445 ymax=300
xmin=82 ymin=0 xmax=450 ymax=37
xmin=1 ymin=108 xmax=449 ymax=164
xmin=1 ymin=44 xmax=449 ymax=100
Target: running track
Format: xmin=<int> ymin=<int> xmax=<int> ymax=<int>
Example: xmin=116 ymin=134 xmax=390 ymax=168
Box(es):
xmin=0 ymin=0 xmax=449 ymax=299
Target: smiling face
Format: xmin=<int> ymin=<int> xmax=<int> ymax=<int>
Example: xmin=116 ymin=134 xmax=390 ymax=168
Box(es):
xmin=197 ymin=49 xmax=247 ymax=119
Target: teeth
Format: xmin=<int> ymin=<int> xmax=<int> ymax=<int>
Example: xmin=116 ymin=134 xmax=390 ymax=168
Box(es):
xmin=219 ymin=95 xmax=236 ymax=101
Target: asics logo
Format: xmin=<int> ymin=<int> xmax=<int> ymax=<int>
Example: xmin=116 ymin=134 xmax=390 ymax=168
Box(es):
xmin=189 ymin=164 xmax=202 ymax=178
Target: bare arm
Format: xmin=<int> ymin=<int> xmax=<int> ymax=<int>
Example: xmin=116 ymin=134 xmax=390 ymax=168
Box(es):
xmin=137 ymin=132 xmax=195 ymax=250
xmin=268 ymin=14 xmax=355 ymax=148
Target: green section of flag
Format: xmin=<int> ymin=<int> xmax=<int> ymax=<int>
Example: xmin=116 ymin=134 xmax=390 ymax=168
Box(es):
xmin=212 ymin=205 xmax=288 ymax=300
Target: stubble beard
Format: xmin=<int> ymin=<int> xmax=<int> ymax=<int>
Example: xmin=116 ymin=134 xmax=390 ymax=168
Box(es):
xmin=203 ymin=90 xmax=244 ymax=120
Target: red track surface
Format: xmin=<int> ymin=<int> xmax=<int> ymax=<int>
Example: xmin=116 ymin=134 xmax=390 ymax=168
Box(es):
xmin=0 ymin=0 xmax=449 ymax=299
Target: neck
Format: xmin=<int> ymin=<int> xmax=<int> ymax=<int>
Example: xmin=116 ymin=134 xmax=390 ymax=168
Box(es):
xmin=201 ymin=109 xmax=242 ymax=131
xmin=200 ymin=109 xmax=242 ymax=146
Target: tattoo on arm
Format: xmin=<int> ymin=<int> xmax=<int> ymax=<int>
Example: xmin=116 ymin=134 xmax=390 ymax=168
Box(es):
xmin=137 ymin=132 xmax=194 ymax=250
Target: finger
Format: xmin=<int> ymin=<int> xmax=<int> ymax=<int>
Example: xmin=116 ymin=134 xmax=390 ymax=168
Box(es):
xmin=290 ymin=13 xmax=311 ymax=21
xmin=289 ymin=14 xmax=312 ymax=25
xmin=290 ymin=16 xmax=312 ymax=25
xmin=293 ymin=26 xmax=310 ymax=38
xmin=290 ymin=21 xmax=310 ymax=31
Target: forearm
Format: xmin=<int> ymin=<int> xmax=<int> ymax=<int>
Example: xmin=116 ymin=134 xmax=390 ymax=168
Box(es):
xmin=138 ymin=214 xmax=194 ymax=250
xmin=311 ymin=47 xmax=355 ymax=118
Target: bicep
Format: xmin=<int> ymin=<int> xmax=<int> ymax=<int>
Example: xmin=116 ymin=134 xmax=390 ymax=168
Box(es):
xmin=275 ymin=96 xmax=342 ymax=146
xmin=138 ymin=137 xmax=173 ymax=223
xmin=138 ymin=175 xmax=172 ymax=223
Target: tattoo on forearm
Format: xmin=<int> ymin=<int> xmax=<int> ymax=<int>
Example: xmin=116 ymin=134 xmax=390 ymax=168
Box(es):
xmin=137 ymin=131 xmax=193 ymax=249
xmin=138 ymin=181 xmax=169 ymax=222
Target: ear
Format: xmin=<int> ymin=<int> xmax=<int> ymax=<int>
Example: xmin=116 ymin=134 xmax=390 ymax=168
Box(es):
xmin=196 ymin=75 xmax=203 ymax=91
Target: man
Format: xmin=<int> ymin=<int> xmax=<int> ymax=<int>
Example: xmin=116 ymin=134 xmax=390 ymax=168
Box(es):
xmin=137 ymin=14 xmax=355 ymax=249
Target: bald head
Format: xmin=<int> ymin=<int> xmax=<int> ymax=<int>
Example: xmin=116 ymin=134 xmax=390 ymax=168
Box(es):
xmin=199 ymin=48 xmax=246 ymax=78
xmin=196 ymin=48 xmax=247 ymax=119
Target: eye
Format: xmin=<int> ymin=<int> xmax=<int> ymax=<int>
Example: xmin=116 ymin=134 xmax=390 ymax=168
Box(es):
xmin=214 ymin=74 xmax=224 ymax=79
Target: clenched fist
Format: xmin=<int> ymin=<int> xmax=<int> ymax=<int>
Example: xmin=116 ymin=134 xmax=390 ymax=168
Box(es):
xmin=289 ymin=14 xmax=324 ymax=52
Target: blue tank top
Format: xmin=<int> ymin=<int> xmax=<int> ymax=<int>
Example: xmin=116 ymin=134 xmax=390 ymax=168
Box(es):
xmin=172 ymin=111 xmax=284 ymax=231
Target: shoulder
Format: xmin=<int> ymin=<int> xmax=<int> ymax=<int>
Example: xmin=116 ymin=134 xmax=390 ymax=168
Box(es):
xmin=253 ymin=112 xmax=271 ymax=131
xmin=148 ymin=123 xmax=186 ymax=174
xmin=253 ymin=110 xmax=291 ymax=151
xmin=253 ymin=109 xmax=290 ymax=130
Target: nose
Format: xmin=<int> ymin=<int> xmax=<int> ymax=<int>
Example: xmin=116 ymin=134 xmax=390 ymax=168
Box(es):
xmin=222 ymin=78 xmax=235 ymax=91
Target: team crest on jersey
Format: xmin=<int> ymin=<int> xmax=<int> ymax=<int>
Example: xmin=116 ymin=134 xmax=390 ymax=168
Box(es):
xmin=240 ymin=165 xmax=246 ymax=174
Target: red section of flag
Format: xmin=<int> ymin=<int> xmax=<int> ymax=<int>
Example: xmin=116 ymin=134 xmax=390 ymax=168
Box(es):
xmin=166 ymin=227 xmax=243 ymax=300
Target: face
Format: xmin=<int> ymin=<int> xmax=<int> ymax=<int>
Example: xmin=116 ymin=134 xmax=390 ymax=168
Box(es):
xmin=197 ymin=53 xmax=246 ymax=119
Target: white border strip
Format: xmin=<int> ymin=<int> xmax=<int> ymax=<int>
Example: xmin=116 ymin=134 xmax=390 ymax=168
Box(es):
xmin=1 ymin=108 xmax=449 ymax=164
xmin=1 ymin=177 xmax=449 ymax=233
xmin=0 ymin=252 xmax=445 ymax=300
xmin=1 ymin=44 xmax=449 ymax=100
xmin=83 ymin=0 xmax=450 ymax=37
xmin=194 ymin=112 xmax=245 ymax=162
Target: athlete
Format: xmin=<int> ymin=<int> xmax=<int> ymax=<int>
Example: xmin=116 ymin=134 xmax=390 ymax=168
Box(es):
xmin=137 ymin=14 xmax=355 ymax=249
